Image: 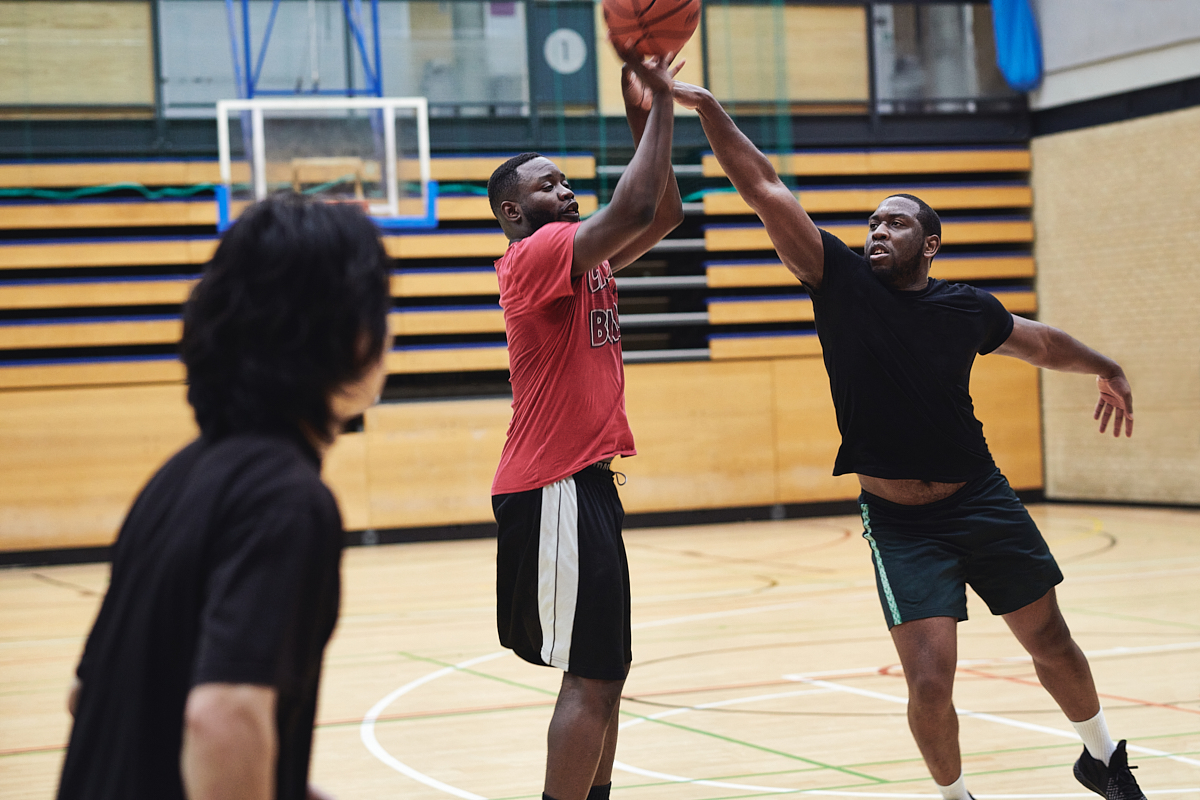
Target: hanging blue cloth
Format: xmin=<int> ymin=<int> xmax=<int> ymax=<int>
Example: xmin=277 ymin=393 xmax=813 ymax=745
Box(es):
xmin=991 ymin=0 xmax=1044 ymax=92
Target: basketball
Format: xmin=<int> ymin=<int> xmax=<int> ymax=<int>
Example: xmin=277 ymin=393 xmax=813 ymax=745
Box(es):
xmin=603 ymin=0 xmax=701 ymax=58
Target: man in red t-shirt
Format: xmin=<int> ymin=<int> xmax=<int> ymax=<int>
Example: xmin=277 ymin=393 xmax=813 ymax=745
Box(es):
xmin=486 ymin=48 xmax=683 ymax=800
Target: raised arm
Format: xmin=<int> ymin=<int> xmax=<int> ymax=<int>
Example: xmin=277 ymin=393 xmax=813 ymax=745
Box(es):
xmin=993 ymin=315 xmax=1133 ymax=437
xmin=571 ymin=49 xmax=676 ymax=277
xmin=606 ymin=61 xmax=685 ymax=273
xmin=673 ymin=82 xmax=824 ymax=289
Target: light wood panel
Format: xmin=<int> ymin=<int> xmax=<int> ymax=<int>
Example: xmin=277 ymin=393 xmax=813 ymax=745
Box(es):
xmin=0 ymin=200 xmax=216 ymax=229
xmin=707 ymin=262 xmax=800 ymax=289
xmin=0 ymin=278 xmax=196 ymax=310
xmin=771 ymin=356 xmax=860 ymax=502
xmin=703 ymin=185 xmax=1032 ymax=216
xmin=0 ymin=156 xmax=593 ymax=191
xmin=382 ymin=231 xmax=508 ymax=260
xmin=702 ymin=148 xmax=1031 ymax=178
xmin=0 ymin=358 xmax=184 ymax=390
xmin=0 ymin=161 xmax=221 ymax=189
xmin=932 ymin=255 xmax=1036 ymax=281
xmin=972 ymin=354 xmax=1043 ymax=489
xmin=707 ymin=296 xmax=814 ymax=325
xmin=0 ymin=317 xmax=180 ymax=349
xmin=392 ymin=269 xmax=498 ymax=298
xmin=705 ymin=4 xmax=868 ymax=103
xmin=705 ymin=219 xmax=1033 ymax=251
xmin=709 ymin=333 xmax=822 ymax=361
xmin=0 ymin=383 xmax=196 ymax=551
xmin=362 ymin=398 xmax=511 ymax=528
xmin=0 ymin=352 xmax=1044 ymax=549
xmin=399 ymin=154 xmax=597 ymax=182
xmin=0 ymin=2 xmax=154 ymax=107
xmin=389 ymin=308 xmax=505 ymax=336
xmin=992 ymin=290 xmax=1038 ymax=313
xmin=322 ymin=433 xmax=370 ymax=532
xmin=0 ymin=238 xmax=217 ymax=269
xmin=621 ymin=360 xmax=779 ymax=512
xmin=385 ymin=345 xmax=509 ymax=374
xmin=708 ymin=255 xmax=1035 ymax=288
xmin=425 ymin=192 xmax=595 ymax=222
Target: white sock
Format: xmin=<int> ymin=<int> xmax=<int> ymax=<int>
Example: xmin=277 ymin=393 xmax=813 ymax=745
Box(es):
xmin=936 ymin=773 xmax=970 ymax=800
xmin=1072 ymin=708 xmax=1118 ymax=765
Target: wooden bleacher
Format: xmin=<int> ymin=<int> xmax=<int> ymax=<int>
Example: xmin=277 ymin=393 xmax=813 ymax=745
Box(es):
xmin=0 ymin=146 xmax=1045 ymax=548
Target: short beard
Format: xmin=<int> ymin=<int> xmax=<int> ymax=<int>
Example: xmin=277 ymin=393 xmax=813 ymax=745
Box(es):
xmin=871 ymin=250 xmax=924 ymax=288
xmin=523 ymin=205 xmax=559 ymax=234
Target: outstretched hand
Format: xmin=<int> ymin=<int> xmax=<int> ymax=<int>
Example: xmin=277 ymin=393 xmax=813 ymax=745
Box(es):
xmin=622 ymin=57 xmax=686 ymax=112
xmin=1095 ymin=374 xmax=1133 ymax=438
xmin=671 ymin=80 xmax=712 ymax=111
xmin=611 ymin=40 xmax=677 ymax=97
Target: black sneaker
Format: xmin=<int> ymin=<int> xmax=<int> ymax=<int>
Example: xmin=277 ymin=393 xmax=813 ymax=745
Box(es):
xmin=1074 ymin=740 xmax=1148 ymax=800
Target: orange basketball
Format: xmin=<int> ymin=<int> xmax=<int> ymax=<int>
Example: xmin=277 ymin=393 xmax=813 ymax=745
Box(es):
xmin=603 ymin=0 xmax=700 ymax=58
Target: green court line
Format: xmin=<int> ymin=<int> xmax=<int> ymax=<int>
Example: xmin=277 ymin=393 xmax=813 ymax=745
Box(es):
xmin=386 ymin=652 xmax=885 ymax=783
xmin=1062 ymin=607 xmax=1200 ymax=631
xmin=363 ymin=653 xmax=1198 ymax=793
xmin=0 ymin=746 xmax=64 ymax=759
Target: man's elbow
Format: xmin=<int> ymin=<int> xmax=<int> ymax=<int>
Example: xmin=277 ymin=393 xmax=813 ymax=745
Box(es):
xmin=662 ymin=203 xmax=685 ymax=232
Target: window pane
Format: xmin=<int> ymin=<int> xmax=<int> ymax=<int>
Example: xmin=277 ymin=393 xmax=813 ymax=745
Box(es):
xmin=872 ymin=3 xmax=1018 ymax=113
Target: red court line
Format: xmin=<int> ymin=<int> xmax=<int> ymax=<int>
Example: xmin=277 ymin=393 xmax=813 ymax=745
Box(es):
xmin=959 ymin=667 xmax=1200 ymax=716
xmin=0 ymin=743 xmax=65 ymax=757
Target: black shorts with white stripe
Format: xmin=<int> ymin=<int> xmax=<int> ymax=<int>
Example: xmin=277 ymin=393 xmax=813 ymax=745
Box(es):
xmin=493 ymin=463 xmax=631 ymax=681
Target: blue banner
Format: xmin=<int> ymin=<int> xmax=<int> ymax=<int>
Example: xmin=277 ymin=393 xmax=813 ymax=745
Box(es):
xmin=992 ymin=0 xmax=1044 ymax=92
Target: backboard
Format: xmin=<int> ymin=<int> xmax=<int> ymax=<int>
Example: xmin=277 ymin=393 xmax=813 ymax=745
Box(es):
xmin=215 ymin=96 xmax=435 ymax=230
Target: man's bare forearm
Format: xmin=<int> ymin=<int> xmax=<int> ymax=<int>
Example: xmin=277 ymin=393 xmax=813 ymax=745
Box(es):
xmin=693 ymin=92 xmax=786 ymax=209
xmin=609 ymin=92 xmax=675 ymax=222
xmin=1029 ymin=325 xmax=1123 ymax=378
xmin=181 ymin=684 xmax=277 ymax=800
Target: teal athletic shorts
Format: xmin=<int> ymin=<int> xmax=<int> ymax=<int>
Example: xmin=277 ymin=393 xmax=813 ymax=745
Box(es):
xmin=859 ymin=467 xmax=1063 ymax=629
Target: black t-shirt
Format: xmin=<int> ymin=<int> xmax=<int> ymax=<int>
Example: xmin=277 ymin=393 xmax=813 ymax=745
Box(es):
xmin=58 ymin=433 xmax=343 ymax=800
xmin=807 ymin=230 xmax=1014 ymax=482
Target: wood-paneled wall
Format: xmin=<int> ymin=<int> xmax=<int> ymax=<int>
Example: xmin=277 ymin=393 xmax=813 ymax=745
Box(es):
xmin=1032 ymin=104 xmax=1200 ymax=504
xmin=0 ymin=355 xmax=1042 ymax=553
xmin=0 ymin=1 xmax=154 ymax=109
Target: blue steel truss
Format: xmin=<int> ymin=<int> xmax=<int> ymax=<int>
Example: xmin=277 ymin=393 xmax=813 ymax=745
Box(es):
xmin=224 ymin=0 xmax=384 ymax=98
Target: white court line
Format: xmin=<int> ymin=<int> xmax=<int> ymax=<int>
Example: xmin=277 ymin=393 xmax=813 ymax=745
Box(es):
xmin=361 ymin=621 xmax=1200 ymax=797
xmin=784 ymin=677 xmax=1200 ymax=769
xmin=360 ymin=650 xmax=507 ymax=800
xmin=619 ymin=687 xmax=837 ymax=729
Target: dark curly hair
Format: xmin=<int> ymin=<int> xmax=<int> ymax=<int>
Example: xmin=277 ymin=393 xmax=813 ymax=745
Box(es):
xmin=181 ymin=194 xmax=391 ymax=445
xmin=487 ymin=152 xmax=542 ymax=218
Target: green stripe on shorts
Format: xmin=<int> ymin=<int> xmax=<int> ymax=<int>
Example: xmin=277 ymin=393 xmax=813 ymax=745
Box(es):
xmin=861 ymin=503 xmax=902 ymax=626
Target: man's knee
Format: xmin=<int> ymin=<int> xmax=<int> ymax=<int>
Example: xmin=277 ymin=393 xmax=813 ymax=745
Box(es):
xmin=905 ymin=668 xmax=954 ymax=708
xmin=561 ymin=672 xmax=624 ymax=716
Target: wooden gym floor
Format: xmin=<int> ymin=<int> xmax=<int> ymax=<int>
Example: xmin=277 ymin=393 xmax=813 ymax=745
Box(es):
xmin=2 ymin=503 xmax=1199 ymax=799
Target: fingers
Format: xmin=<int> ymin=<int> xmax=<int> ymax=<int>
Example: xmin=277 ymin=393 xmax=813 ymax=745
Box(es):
xmin=669 ymin=58 xmax=687 ymax=78
xmin=1125 ymin=412 xmax=1134 ymax=438
xmin=1093 ymin=396 xmax=1105 ymax=421
xmin=1097 ymin=402 xmax=1114 ymax=434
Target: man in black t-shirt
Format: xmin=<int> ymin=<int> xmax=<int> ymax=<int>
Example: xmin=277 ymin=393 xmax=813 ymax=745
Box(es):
xmin=57 ymin=195 xmax=392 ymax=800
xmin=673 ymin=84 xmax=1146 ymax=800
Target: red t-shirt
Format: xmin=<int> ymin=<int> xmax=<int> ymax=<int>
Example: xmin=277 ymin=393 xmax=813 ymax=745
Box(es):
xmin=491 ymin=221 xmax=636 ymax=495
